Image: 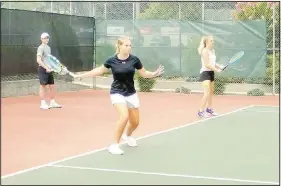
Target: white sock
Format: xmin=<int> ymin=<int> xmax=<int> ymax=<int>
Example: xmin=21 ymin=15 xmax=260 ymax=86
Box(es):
xmin=50 ymin=99 xmax=55 ymax=104
xmin=41 ymin=100 xmax=47 ymax=105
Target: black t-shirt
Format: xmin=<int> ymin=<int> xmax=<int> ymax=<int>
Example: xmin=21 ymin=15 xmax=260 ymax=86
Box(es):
xmin=104 ymin=54 xmax=143 ymax=96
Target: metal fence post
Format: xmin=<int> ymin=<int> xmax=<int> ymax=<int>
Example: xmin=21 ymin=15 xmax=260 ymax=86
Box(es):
xmin=92 ymin=7 xmax=96 ymax=90
xmin=272 ymin=4 xmax=276 ymax=95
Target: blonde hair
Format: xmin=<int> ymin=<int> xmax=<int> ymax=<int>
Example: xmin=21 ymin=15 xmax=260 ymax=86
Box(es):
xmin=115 ymin=36 xmax=130 ymax=54
xmin=198 ymin=36 xmax=213 ymax=55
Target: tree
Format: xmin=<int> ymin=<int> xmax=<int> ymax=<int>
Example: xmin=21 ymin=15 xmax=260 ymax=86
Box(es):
xmin=232 ymin=2 xmax=280 ymax=90
xmin=138 ymin=2 xmax=202 ymax=20
xmin=232 ymin=2 xmax=280 ymax=49
xmin=1 ymin=1 xmax=46 ymax=11
xmin=1 ymin=1 xmax=94 ymax=16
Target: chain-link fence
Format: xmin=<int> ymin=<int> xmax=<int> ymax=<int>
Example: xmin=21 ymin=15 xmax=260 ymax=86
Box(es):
xmin=1 ymin=2 xmax=95 ymax=97
xmin=93 ymin=1 xmax=280 ymax=96
xmin=1 ymin=1 xmax=280 ymax=97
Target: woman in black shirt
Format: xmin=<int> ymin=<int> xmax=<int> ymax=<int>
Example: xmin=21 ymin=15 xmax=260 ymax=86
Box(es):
xmin=75 ymin=36 xmax=164 ymax=155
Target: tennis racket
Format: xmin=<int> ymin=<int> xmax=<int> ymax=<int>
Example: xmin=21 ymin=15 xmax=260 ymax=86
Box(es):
xmin=222 ymin=51 xmax=244 ymax=71
xmin=44 ymin=54 xmax=75 ymax=77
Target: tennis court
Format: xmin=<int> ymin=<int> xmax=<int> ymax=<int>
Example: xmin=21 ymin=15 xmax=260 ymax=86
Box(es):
xmin=1 ymin=1 xmax=280 ymax=185
xmin=1 ymin=91 xmax=279 ymax=185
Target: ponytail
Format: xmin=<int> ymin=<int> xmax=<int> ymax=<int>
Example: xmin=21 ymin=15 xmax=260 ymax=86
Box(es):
xmin=198 ymin=36 xmax=205 ymax=55
xmin=115 ymin=43 xmax=120 ymax=54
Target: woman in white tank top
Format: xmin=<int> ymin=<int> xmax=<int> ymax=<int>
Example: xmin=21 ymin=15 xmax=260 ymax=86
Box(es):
xmin=197 ymin=36 xmax=224 ymax=118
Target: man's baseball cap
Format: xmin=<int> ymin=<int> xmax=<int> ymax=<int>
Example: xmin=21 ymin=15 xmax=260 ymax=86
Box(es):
xmin=41 ymin=32 xmax=49 ymax=39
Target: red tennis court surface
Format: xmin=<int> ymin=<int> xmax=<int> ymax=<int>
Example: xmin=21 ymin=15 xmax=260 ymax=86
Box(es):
xmin=1 ymin=89 xmax=279 ymax=176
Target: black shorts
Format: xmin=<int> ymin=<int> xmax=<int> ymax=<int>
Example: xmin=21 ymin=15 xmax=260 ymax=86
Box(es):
xmin=38 ymin=66 xmax=54 ymax=85
xmin=199 ymin=71 xmax=215 ymax=82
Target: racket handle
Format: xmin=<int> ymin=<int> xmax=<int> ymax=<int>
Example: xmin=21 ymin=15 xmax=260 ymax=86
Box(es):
xmin=68 ymin=72 xmax=76 ymax=77
xmin=222 ymin=65 xmax=228 ymax=71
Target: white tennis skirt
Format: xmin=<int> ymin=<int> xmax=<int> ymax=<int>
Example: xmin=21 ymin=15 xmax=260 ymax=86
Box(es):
xmin=110 ymin=93 xmax=140 ymax=108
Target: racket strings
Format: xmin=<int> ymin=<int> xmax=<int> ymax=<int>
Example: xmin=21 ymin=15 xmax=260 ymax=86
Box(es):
xmin=46 ymin=54 xmax=72 ymax=76
xmin=230 ymin=51 xmax=244 ymax=63
xmin=47 ymin=55 xmax=63 ymax=73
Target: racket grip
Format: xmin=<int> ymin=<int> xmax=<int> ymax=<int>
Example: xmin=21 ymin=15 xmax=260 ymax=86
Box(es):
xmin=68 ymin=72 xmax=76 ymax=77
xmin=222 ymin=65 xmax=228 ymax=71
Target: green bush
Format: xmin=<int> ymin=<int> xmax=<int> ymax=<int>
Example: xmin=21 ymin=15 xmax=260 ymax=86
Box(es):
xmin=265 ymin=53 xmax=280 ymax=94
xmin=247 ymin=88 xmax=265 ymax=96
xmin=175 ymin=88 xmax=181 ymax=93
xmin=266 ymin=53 xmax=280 ymax=84
xmin=175 ymin=87 xmax=191 ymax=94
xmin=135 ymin=72 xmax=156 ymax=92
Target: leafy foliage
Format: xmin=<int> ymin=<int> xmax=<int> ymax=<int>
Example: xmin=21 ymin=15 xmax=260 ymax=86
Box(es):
xmin=139 ymin=2 xmax=202 ymax=20
xmin=247 ymin=88 xmax=265 ymax=96
xmin=232 ymin=2 xmax=280 ymax=48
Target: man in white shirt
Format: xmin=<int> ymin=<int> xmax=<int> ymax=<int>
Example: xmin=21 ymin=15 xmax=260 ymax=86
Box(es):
xmin=36 ymin=32 xmax=62 ymax=109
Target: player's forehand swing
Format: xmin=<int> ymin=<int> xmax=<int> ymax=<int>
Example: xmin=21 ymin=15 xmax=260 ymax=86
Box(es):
xmin=73 ymin=36 xmax=164 ymax=155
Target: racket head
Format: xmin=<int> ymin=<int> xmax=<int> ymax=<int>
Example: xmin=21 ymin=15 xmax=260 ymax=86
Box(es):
xmin=222 ymin=51 xmax=244 ymax=71
xmin=229 ymin=51 xmax=244 ymax=64
xmin=45 ymin=54 xmax=63 ymax=73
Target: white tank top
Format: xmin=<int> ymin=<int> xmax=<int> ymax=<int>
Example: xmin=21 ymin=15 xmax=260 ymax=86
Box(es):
xmin=200 ymin=49 xmax=216 ymax=73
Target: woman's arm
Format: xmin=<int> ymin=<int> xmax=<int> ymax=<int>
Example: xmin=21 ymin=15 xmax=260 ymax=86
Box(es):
xmin=137 ymin=65 xmax=164 ymax=78
xmin=215 ymin=63 xmax=224 ymax=70
xmin=76 ymin=65 xmax=109 ymax=78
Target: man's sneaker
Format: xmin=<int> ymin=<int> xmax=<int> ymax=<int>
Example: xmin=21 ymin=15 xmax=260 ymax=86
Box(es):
xmin=198 ymin=111 xmax=209 ymax=118
xmin=40 ymin=101 xmax=49 ymax=110
xmin=122 ymin=134 xmax=137 ymax=147
xmin=108 ymin=144 xmax=124 ymax=155
xmin=206 ymin=108 xmax=218 ymax=116
xmin=49 ymin=99 xmax=62 ymax=108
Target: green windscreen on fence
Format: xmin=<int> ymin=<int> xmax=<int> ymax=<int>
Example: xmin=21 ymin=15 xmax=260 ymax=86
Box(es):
xmin=95 ymin=19 xmax=267 ymax=78
xmin=1 ymin=8 xmax=94 ymax=77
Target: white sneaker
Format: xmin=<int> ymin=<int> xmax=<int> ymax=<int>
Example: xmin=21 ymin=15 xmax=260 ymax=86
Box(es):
xmin=49 ymin=99 xmax=62 ymax=108
xmin=108 ymin=144 xmax=124 ymax=155
xmin=122 ymin=134 xmax=137 ymax=147
xmin=40 ymin=101 xmax=49 ymax=110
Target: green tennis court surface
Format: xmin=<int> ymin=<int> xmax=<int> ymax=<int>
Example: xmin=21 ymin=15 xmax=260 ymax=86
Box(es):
xmin=2 ymin=105 xmax=279 ymax=185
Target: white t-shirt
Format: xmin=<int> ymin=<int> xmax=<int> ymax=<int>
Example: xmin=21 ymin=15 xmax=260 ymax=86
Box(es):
xmin=200 ymin=48 xmax=216 ymax=74
xmin=37 ymin=43 xmax=51 ymax=66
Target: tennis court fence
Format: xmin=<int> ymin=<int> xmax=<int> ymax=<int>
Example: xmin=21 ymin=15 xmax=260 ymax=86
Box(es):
xmin=1 ymin=2 xmax=280 ymax=97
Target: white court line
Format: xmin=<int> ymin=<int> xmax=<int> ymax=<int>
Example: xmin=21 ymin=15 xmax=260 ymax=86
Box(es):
xmin=244 ymin=110 xmax=279 ymax=113
xmin=48 ymin=164 xmax=279 ymax=185
xmin=1 ymin=105 xmax=254 ymax=179
xmin=253 ymin=105 xmax=279 ymax=108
